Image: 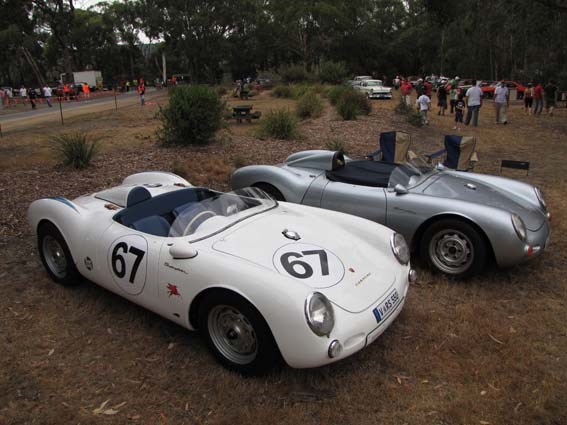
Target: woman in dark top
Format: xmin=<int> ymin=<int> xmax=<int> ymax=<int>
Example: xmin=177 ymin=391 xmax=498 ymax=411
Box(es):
xmin=437 ymin=84 xmax=448 ymax=116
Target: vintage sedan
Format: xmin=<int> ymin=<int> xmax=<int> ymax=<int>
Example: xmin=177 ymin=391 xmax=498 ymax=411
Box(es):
xmin=232 ymin=151 xmax=551 ymax=279
xmin=354 ymin=79 xmax=393 ymax=99
xmin=29 ymin=172 xmax=414 ymax=375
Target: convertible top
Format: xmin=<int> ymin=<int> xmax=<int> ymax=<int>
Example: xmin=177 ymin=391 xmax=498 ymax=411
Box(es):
xmin=326 ymin=160 xmax=397 ymax=187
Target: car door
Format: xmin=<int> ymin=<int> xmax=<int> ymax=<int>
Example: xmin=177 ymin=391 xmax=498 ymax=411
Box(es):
xmin=319 ymin=181 xmax=388 ymax=224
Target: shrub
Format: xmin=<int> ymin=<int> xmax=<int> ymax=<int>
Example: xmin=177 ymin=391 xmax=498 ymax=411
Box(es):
xmin=256 ymin=109 xmax=298 ymax=140
xmin=326 ymin=138 xmax=348 ymax=155
xmin=216 ymin=86 xmax=228 ymax=96
xmin=318 ymin=61 xmax=348 ymax=84
xmin=407 ymin=110 xmax=424 ymax=127
xmin=326 ymin=85 xmax=349 ymax=105
xmin=295 ymin=91 xmax=323 ymax=119
xmin=52 ymin=132 xmax=98 ymax=169
xmin=395 ymin=97 xmax=411 ymax=115
xmin=271 ymin=85 xmax=293 ymax=98
xmin=280 ymin=64 xmax=312 ymax=83
xmin=158 ymin=85 xmax=224 ymax=146
xmin=335 ymin=89 xmax=371 ymax=120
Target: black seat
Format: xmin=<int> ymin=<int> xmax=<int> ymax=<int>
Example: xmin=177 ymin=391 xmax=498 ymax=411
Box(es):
xmin=326 ymin=160 xmax=397 ymax=187
xmin=130 ymin=215 xmax=170 ymax=237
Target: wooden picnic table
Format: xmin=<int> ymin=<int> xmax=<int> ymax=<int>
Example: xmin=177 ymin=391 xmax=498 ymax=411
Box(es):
xmin=232 ymin=104 xmax=261 ymax=123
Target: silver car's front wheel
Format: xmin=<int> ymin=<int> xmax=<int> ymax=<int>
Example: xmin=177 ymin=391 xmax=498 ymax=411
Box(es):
xmin=421 ymin=219 xmax=487 ymax=278
xmin=198 ymin=291 xmax=281 ymax=375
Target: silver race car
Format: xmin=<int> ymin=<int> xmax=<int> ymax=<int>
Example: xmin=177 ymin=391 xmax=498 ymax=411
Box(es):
xmin=232 ymin=150 xmax=551 ymax=278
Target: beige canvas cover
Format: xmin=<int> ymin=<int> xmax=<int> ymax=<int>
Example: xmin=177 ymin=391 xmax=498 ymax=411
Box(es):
xmin=457 ymin=136 xmax=478 ymax=170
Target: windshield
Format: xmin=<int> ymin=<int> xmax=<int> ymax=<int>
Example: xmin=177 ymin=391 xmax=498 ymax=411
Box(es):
xmin=366 ymin=80 xmax=383 ymax=87
xmin=170 ymin=187 xmax=276 ymax=240
xmin=388 ymin=157 xmax=439 ymax=189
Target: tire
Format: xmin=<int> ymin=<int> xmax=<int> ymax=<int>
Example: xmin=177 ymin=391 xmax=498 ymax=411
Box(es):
xmin=38 ymin=222 xmax=81 ymax=286
xmin=198 ymin=291 xmax=282 ymax=375
xmin=254 ymin=183 xmax=285 ymax=201
xmin=420 ymin=219 xmax=487 ymax=279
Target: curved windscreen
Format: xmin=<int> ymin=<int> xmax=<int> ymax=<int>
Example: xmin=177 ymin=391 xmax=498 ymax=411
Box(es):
xmin=388 ymin=157 xmax=439 ymax=189
xmin=169 ymin=187 xmax=276 ymax=239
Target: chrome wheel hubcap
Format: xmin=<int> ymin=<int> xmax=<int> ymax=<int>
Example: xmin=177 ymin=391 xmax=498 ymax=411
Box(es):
xmin=42 ymin=235 xmax=67 ymax=278
xmin=429 ymin=230 xmax=473 ymax=274
xmin=208 ymin=305 xmax=258 ymax=364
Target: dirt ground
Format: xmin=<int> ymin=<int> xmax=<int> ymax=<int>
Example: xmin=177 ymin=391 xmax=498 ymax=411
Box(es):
xmin=0 ymin=89 xmax=566 ymax=425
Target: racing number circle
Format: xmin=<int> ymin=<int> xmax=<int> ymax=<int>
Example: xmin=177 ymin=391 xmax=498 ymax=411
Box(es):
xmin=108 ymin=235 xmax=148 ymax=295
xmin=273 ymin=243 xmax=345 ymax=287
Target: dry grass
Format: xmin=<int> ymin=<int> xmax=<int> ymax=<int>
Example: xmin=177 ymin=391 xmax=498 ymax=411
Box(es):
xmin=0 ymin=89 xmax=566 ymax=425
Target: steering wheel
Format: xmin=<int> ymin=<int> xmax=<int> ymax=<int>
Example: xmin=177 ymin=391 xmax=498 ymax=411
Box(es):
xmin=183 ymin=210 xmax=217 ymax=235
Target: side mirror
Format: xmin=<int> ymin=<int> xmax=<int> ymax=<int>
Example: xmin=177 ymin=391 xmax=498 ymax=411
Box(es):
xmin=169 ymin=242 xmax=198 ymax=259
xmin=394 ymin=184 xmax=409 ymax=195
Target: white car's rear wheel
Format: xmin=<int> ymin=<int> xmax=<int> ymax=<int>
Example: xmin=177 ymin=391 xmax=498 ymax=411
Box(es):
xmin=38 ymin=222 xmax=81 ymax=286
xmin=198 ymin=291 xmax=281 ymax=375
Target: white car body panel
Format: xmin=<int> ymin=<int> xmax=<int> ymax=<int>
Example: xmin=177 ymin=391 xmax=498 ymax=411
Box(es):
xmin=29 ymin=172 xmax=411 ymax=369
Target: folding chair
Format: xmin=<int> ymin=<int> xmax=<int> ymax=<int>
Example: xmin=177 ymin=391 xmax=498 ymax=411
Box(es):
xmin=366 ymin=131 xmax=417 ymax=163
xmin=500 ymin=160 xmax=529 ymax=176
xmin=426 ymin=135 xmax=479 ymax=171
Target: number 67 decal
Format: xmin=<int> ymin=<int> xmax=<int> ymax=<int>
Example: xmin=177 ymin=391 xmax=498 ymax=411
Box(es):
xmin=108 ymin=235 xmax=148 ymax=295
xmin=273 ymin=243 xmax=345 ymax=287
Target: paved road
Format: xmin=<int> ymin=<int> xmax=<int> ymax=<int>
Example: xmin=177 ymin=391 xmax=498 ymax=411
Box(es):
xmin=0 ymin=88 xmax=163 ymax=132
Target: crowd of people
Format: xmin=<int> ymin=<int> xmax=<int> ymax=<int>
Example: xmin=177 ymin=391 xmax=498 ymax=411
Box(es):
xmin=393 ymin=76 xmax=561 ymax=128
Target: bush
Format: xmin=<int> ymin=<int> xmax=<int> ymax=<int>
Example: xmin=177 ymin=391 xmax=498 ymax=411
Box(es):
xmin=271 ymin=85 xmax=293 ymax=98
xmin=216 ymin=86 xmax=228 ymax=96
xmin=256 ymin=109 xmax=298 ymax=140
xmin=318 ymin=61 xmax=348 ymax=84
xmin=335 ymin=89 xmax=371 ymax=120
xmin=326 ymin=85 xmax=350 ymax=105
xmin=280 ymin=64 xmax=312 ymax=83
xmin=52 ymin=132 xmax=98 ymax=169
xmin=326 ymin=138 xmax=348 ymax=155
xmin=395 ymin=97 xmax=411 ymax=115
xmin=158 ymin=85 xmax=224 ymax=146
xmin=407 ymin=110 xmax=424 ymax=127
xmin=295 ymin=91 xmax=323 ymax=119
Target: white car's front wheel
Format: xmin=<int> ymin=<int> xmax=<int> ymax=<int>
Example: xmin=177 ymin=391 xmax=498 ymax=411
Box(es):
xmin=198 ymin=291 xmax=281 ymax=375
xmin=38 ymin=222 xmax=81 ymax=286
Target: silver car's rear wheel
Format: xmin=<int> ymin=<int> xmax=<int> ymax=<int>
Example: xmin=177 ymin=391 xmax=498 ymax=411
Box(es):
xmin=421 ymin=219 xmax=487 ymax=278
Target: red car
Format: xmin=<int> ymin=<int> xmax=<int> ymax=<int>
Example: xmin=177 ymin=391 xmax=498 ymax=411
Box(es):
xmin=489 ymin=81 xmax=526 ymax=99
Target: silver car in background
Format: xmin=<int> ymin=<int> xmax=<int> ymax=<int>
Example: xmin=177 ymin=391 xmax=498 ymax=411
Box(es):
xmin=232 ymin=150 xmax=551 ymax=278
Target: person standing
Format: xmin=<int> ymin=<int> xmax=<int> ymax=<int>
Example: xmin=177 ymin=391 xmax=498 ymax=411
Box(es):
xmin=0 ymin=87 xmax=4 ymax=112
xmin=43 ymin=84 xmax=53 ymax=107
xmin=400 ymin=79 xmax=412 ymax=106
xmin=464 ymin=80 xmax=483 ymax=127
xmin=544 ymin=80 xmax=558 ymax=116
xmin=19 ymin=86 xmax=27 ymax=105
xmin=449 ymin=77 xmax=460 ymax=113
xmin=453 ymin=94 xmax=465 ymax=130
xmin=416 ymin=92 xmax=431 ymax=125
xmin=533 ymin=82 xmax=544 ymax=115
xmin=523 ymin=83 xmax=533 ymax=114
xmin=28 ymin=87 xmax=37 ymax=109
xmin=494 ymin=81 xmax=509 ymax=124
xmin=82 ymin=83 xmax=90 ymax=99
xmin=137 ymin=80 xmax=145 ymax=105
xmin=437 ymin=83 xmax=448 ymax=115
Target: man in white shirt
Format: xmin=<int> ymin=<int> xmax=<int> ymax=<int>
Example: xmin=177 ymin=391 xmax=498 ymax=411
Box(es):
xmin=464 ymin=80 xmax=483 ymax=127
xmin=493 ymin=81 xmax=509 ymax=124
xmin=416 ymin=93 xmax=431 ymax=125
xmin=43 ymin=85 xmax=53 ymax=107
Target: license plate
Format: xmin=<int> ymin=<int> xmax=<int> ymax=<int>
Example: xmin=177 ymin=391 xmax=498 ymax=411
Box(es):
xmin=372 ymin=289 xmax=400 ymax=323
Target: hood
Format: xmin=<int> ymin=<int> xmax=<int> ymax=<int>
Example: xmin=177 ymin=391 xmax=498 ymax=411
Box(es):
xmin=212 ymin=205 xmax=400 ymax=313
xmin=422 ymin=173 xmax=545 ymax=230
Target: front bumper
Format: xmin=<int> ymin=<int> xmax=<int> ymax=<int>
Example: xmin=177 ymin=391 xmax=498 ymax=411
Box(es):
xmin=368 ymin=92 xmax=392 ymax=99
xmin=494 ymin=220 xmax=551 ymax=268
xmin=284 ymin=269 xmax=411 ymax=368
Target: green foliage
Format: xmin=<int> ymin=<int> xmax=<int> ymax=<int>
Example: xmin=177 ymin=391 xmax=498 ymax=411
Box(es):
xmin=52 ymin=132 xmax=99 ymax=169
xmin=395 ymin=97 xmax=412 ymax=114
xmin=326 ymin=138 xmax=348 ymax=155
xmin=326 ymin=85 xmax=350 ymax=106
xmin=335 ymin=89 xmax=371 ymax=120
xmin=271 ymin=85 xmax=294 ymax=98
xmin=407 ymin=110 xmax=424 ymax=127
xmin=256 ymin=110 xmax=299 ymax=140
xmin=318 ymin=61 xmax=348 ymax=84
xmin=158 ymin=85 xmax=224 ymax=146
xmin=295 ymin=91 xmax=323 ymax=119
xmin=280 ymin=64 xmax=313 ymax=83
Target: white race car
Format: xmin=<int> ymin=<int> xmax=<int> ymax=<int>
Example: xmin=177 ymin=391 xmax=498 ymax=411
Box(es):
xmin=29 ymin=172 xmax=415 ymax=374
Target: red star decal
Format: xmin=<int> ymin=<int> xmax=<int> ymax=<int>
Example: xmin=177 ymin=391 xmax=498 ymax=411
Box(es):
xmin=166 ymin=283 xmax=181 ymax=297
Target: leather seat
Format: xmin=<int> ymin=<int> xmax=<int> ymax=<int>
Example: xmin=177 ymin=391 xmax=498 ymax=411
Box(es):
xmin=130 ymin=215 xmax=170 ymax=237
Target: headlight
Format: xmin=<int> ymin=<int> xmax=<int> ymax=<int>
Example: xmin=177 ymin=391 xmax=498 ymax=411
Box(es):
xmin=304 ymin=292 xmax=334 ymax=337
xmin=535 ymin=187 xmax=547 ymax=210
xmin=511 ymin=214 xmax=527 ymax=241
xmin=390 ymin=233 xmax=410 ymax=265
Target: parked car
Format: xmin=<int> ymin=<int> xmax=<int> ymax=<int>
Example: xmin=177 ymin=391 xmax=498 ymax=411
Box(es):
xmin=353 ymin=75 xmax=373 ymax=82
xmin=354 ymin=79 xmax=393 ymax=99
xmin=232 ymin=151 xmax=551 ymax=279
xmin=29 ymin=172 xmax=414 ymax=375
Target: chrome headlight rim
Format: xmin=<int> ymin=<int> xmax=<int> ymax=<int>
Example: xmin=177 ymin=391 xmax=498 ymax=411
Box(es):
xmin=304 ymin=292 xmax=335 ymax=337
xmin=511 ymin=213 xmax=527 ymax=241
xmin=535 ymin=187 xmax=547 ymax=211
xmin=390 ymin=233 xmax=410 ymax=265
